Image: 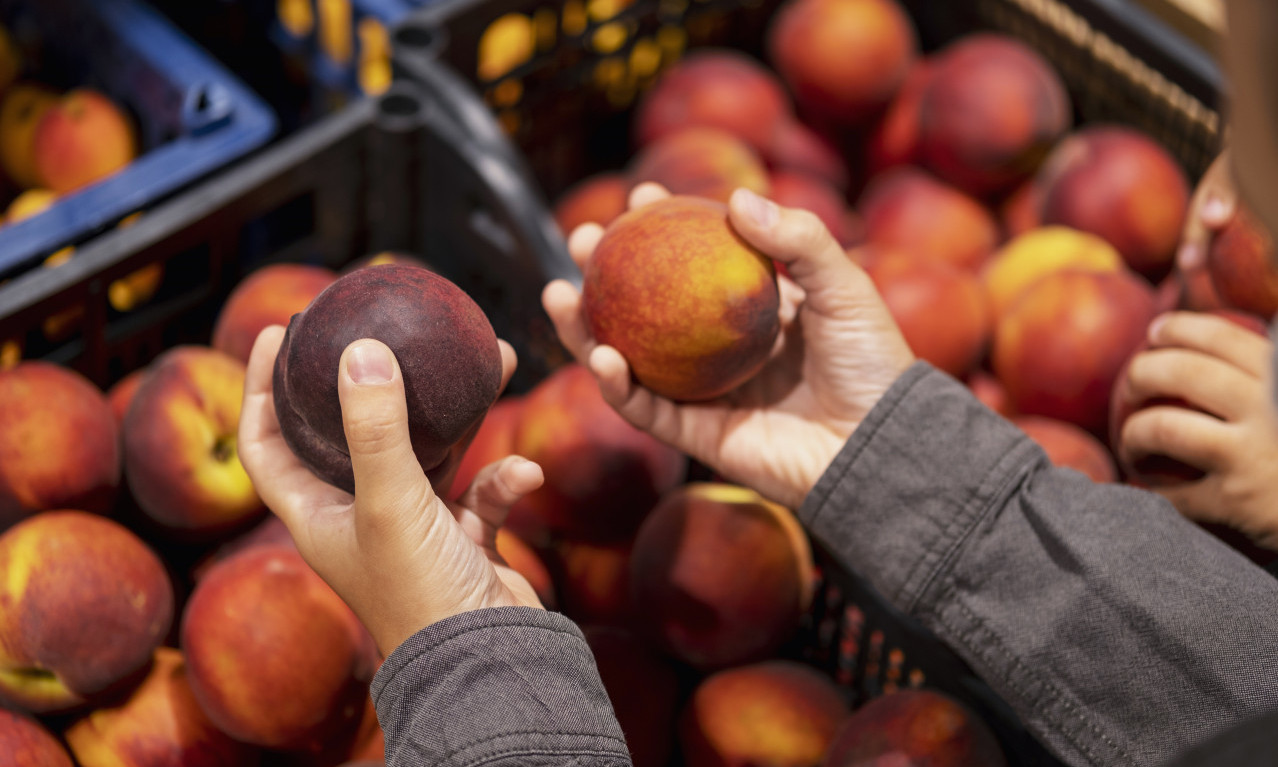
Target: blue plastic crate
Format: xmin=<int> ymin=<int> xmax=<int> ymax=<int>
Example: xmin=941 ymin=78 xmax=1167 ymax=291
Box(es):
xmin=0 ymin=0 xmax=276 ymax=278
xmin=268 ymin=0 xmax=414 ymax=97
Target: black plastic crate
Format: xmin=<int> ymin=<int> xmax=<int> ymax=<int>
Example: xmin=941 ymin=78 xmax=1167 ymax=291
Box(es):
xmin=0 ymin=77 xmax=573 ymax=396
xmin=389 ymin=0 xmax=1227 ymax=763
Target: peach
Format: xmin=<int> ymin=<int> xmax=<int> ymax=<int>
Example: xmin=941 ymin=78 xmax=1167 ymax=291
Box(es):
xmin=274 ymin=264 xmax=502 ymax=494
xmin=506 ymin=364 xmax=686 ymax=543
xmin=583 ymin=195 xmax=781 ymax=401
xmin=584 ymin=627 xmax=680 ymax=767
xmin=107 ymin=369 xmax=148 ymax=429
xmin=767 ymin=0 xmax=917 ymax=125
xmin=770 ymin=170 xmax=861 ymax=246
xmin=0 ymin=708 xmax=73 ymax=767
xmin=1014 ymin=415 xmax=1116 ymax=483
xmin=967 ymin=371 xmax=1016 ymax=418
xmin=993 ymin=269 xmax=1156 ymax=435
xmin=0 ymin=511 xmax=173 ymax=714
xmin=182 ymin=546 xmax=373 ymax=752
xmin=446 ymin=396 xmax=525 ymax=500
xmin=981 ymin=226 xmax=1124 ymax=322
xmin=681 ymin=660 xmax=850 ymax=767
xmin=552 ymin=539 xmax=633 ymax=626
xmin=123 ymin=346 xmax=264 ymax=536
xmin=1037 ymin=126 xmax=1190 ymax=279
xmin=1208 ymin=206 xmax=1278 ymax=318
xmin=627 ymin=128 xmax=770 ymax=204
xmin=496 ymin=528 xmax=556 ymax=609
xmin=212 ymin=263 xmax=338 ymax=364
xmin=32 ymin=89 xmax=137 ymax=194
xmin=553 ymin=173 xmax=630 ymax=236
xmin=1001 ymin=180 xmax=1043 ymax=238
xmin=0 ymin=362 xmax=119 ymax=526
xmin=191 ymin=514 xmax=297 ymax=583
xmin=65 ymin=648 xmax=257 ymax=767
xmin=823 ymin=689 xmax=1006 ymax=767
xmin=865 ymin=59 xmax=933 ymax=175
xmin=866 ymin=253 xmax=991 ymax=378
xmin=918 ymin=34 xmax=1071 ymax=197
xmin=766 ymin=119 xmax=850 ymax=191
xmin=0 ymin=84 xmax=57 ymax=189
xmin=630 ymin=483 xmax=815 ymax=669
xmin=859 ymin=167 xmax=1000 ymax=272
xmin=1178 ymin=263 xmax=1226 ymax=313
xmin=634 ymin=49 xmax=790 ymax=155
xmin=4 ymin=188 xmax=56 ymax=223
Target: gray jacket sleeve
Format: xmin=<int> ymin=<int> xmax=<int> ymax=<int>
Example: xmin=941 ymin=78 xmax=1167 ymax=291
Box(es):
xmin=800 ymin=361 xmax=1278 ymax=767
xmin=371 ymin=606 xmax=632 ymax=767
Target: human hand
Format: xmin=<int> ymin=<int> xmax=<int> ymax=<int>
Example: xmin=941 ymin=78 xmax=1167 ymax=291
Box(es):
xmin=542 ymin=184 xmax=915 ymax=511
xmin=1177 ymin=152 xmax=1237 ymax=273
xmin=238 ymin=326 xmax=546 ymax=657
xmin=1115 ymin=311 xmax=1278 ymax=552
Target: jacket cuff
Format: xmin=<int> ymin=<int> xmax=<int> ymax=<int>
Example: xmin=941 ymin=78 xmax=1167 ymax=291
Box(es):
xmin=372 ymin=606 xmax=630 ymax=767
xmin=798 ymin=361 xmax=1045 ymax=612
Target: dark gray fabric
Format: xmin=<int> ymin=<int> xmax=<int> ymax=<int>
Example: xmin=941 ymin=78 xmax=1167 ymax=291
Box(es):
xmin=800 ymin=361 xmax=1278 ymax=767
xmin=371 ymin=606 xmax=632 ymax=767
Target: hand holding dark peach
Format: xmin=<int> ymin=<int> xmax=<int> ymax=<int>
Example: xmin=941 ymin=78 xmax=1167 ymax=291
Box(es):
xmin=543 ymin=185 xmax=916 ymax=511
xmin=238 ymin=326 xmax=546 ymax=656
xmin=1114 ymin=311 xmax=1278 ymax=552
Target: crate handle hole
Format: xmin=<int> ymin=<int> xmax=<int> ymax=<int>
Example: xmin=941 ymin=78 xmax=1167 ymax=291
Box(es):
xmin=394 ymin=22 xmax=443 ymax=58
xmin=380 ymin=91 xmax=422 ymax=119
xmin=183 ymin=84 xmax=234 ymax=135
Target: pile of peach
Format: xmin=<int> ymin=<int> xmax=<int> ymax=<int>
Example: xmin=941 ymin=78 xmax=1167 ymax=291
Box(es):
xmin=0 ymin=23 xmax=137 ymax=231
xmin=556 ymin=0 xmax=1275 ymax=498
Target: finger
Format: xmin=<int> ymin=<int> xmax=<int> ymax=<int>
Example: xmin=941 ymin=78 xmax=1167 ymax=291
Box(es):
xmin=567 ymin=223 xmax=604 ymax=273
xmin=1178 ymin=153 xmax=1236 ymax=270
xmin=458 ymin=455 xmax=545 ymax=531
xmin=1119 ymin=406 xmax=1232 ymax=475
xmin=338 ymin=339 xmax=434 ymax=522
xmin=496 ymin=339 xmax=517 ymax=397
xmin=629 ymin=182 xmax=670 ymax=210
xmin=728 ymin=188 xmax=871 ymax=317
xmin=543 ymin=279 xmax=596 ymax=363
xmin=1148 ymin=311 xmax=1272 ymax=378
xmin=1125 ymin=348 xmax=1260 ymax=421
xmin=589 ymin=344 xmax=705 ymax=450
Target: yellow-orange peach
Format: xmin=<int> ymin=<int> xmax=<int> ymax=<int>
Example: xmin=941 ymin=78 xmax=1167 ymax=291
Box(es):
xmin=865 ymin=60 xmax=933 ymax=175
xmin=212 ymin=263 xmax=338 ymax=364
xmin=859 ymin=167 xmax=999 ymax=271
xmin=1014 ymin=415 xmax=1116 ymax=483
xmin=967 ymin=371 xmax=1016 ymax=418
xmin=993 ymin=269 xmax=1155 ymax=435
xmin=1037 ymin=126 xmax=1189 ymax=280
xmin=447 ymin=396 xmax=525 ymax=500
xmin=107 ymin=369 xmax=148 ymax=428
xmin=769 ymin=170 xmax=861 ymax=246
xmin=65 ymin=648 xmax=257 ymax=767
xmin=681 ymin=660 xmax=850 ymax=767
xmin=583 ymin=195 xmax=781 ymax=401
xmin=918 ymin=34 xmax=1071 ymax=197
xmin=553 ymin=173 xmax=630 ymax=236
xmin=635 ymin=49 xmax=791 ymax=155
xmin=766 ymin=119 xmax=850 ymax=191
xmin=867 ymin=253 xmax=991 ymax=378
xmin=0 ymin=84 xmax=57 ymax=189
xmin=768 ymin=0 xmax=917 ymax=125
xmin=0 ymin=708 xmax=73 ymax=767
xmin=584 ymin=627 xmax=680 ymax=767
xmin=33 ymin=89 xmax=137 ymax=194
xmin=630 ymin=483 xmax=815 ymax=669
xmin=1001 ymin=180 xmax=1043 ymax=238
xmin=506 ymin=364 xmax=686 ymax=543
xmin=0 ymin=362 xmax=119 ymax=526
xmin=823 ymin=689 xmax=1006 ymax=767
xmin=496 ymin=528 xmax=556 ymax=609
xmin=123 ymin=346 xmax=264 ymax=537
xmin=0 ymin=511 xmax=173 ymax=714
xmin=552 ymin=540 xmax=633 ymax=626
xmin=981 ymin=226 xmax=1124 ymax=321
xmin=627 ymin=128 xmax=770 ymax=204
xmin=181 ymin=546 xmax=373 ymax=752
xmin=1208 ymin=206 xmax=1278 ymax=318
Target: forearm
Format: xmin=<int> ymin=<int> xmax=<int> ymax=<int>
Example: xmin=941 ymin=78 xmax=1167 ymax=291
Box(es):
xmin=802 ymin=362 xmax=1278 ymax=767
xmin=372 ymin=607 xmax=632 ymax=767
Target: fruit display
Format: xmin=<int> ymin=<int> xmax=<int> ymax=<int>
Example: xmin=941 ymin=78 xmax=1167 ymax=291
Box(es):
xmin=0 ymin=0 xmax=1256 ymax=764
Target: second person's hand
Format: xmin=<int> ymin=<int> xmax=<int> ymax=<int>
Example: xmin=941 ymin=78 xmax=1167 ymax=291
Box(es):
xmin=542 ymin=184 xmax=916 ymax=511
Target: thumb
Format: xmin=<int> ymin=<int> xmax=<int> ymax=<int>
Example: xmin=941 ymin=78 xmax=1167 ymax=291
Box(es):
xmin=338 ymin=339 xmax=436 ymax=521
xmin=728 ymin=187 xmax=870 ymax=316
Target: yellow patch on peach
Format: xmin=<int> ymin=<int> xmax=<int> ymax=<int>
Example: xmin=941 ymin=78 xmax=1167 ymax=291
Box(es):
xmin=982 ymin=226 xmax=1123 ymax=320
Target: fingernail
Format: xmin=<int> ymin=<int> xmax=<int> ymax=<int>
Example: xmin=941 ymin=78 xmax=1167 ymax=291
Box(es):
xmin=735 ymin=188 xmax=779 ymax=229
xmin=1177 ymin=242 xmax=1202 ymax=271
xmin=348 ymin=341 xmax=393 ymax=385
xmin=1148 ymin=314 xmax=1169 ymax=342
xmin=1203 ymin=196 xmax=1230 ymax=221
